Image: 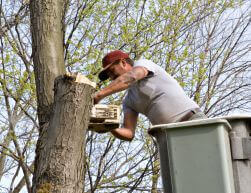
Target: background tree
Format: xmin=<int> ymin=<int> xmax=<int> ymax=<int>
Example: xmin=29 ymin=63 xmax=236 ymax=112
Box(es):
xmin=29 ymin=0 xmax=95 ymax=192
xmin=0 ymin=0 xmax=250 ymax=192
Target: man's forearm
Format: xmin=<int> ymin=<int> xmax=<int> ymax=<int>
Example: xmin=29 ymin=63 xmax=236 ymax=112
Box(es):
xmin=94 ymin=66 xmax=148 ymax=103
xmin=111 ymin=127 xmax=135 ymax=141
xmin=96 ymin=71 xmax=137 ymax=102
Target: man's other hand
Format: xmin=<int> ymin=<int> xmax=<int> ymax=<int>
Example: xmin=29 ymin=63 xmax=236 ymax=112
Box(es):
xmin=94 ymin=92 xmax=101 ymax=104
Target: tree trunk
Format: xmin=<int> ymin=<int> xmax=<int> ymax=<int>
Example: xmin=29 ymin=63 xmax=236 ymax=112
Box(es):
xmin=30 ymin=0 xmax=66 ymax=126
xmin=32 ymin=74 xmax=95 ymax=193
xmin=30 ymin=0 xmax=94 ymax=192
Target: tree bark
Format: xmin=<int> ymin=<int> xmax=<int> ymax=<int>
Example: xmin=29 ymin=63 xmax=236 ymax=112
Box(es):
xmin=30 ymin=0 xmax=66 ymax=126
xmin=32 ymin=74 xmax=95 ymax=193
xmin=30 ymin=1 xmax=95 ymax=192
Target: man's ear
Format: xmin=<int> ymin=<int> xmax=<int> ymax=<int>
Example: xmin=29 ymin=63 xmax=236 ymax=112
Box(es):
xmin=121 ymin=59 xmax=127 ymax=67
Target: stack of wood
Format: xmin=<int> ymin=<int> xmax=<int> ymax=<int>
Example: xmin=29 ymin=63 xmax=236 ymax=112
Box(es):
xmin=89 ymin=104 xmax=121 ymax=133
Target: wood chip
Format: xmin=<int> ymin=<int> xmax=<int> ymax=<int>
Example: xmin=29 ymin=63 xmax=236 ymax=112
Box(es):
xmin=65 ymin=72 xmax=96 ymax=88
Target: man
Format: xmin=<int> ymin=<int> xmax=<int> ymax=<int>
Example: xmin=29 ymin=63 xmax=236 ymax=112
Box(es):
xmin=94 ymin=50 xmax=207 ymax=141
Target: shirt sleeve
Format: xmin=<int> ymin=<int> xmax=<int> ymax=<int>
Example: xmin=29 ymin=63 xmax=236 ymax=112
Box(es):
xmin=134 ymin=59 xmax=156 ymax=77
xmin=122 ymin=96 xmax=132 ymax=114
xmin=122 ymin=94 xmax=138 ymax=114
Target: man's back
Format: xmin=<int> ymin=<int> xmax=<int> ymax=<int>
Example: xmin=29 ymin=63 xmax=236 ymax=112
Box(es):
xmin=123 ymin=59 xmax=199 ymax=125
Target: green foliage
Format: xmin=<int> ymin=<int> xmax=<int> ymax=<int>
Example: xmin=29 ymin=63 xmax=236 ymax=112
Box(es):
xmin=1 ymin=0 xmax=250 ymax=192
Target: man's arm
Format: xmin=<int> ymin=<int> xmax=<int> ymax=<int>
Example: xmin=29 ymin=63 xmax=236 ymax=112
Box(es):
xmin=94 ymin=66 xmax=148 ymax=104
xmin=111 ymin=108 xmax=138 ymax=141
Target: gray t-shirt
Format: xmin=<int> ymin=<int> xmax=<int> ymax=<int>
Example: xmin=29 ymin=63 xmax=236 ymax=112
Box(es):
xmin=123 ymin=59 xmax=199 ymax=125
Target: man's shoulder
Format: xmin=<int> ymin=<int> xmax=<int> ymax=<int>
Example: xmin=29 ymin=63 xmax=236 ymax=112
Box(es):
xmin=134 ymin=59 xmax=160 ymax=75
xmin=134 ymin=59 xmax=156 ymax=66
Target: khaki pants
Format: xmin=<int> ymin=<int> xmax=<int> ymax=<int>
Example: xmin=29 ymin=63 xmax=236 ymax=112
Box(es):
xmin=188 ymin=111 xmax=207 ymax=121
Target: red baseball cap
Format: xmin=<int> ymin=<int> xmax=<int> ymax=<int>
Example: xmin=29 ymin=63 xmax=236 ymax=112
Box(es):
xmin=98 ymin=50 xmax=129 ymax=81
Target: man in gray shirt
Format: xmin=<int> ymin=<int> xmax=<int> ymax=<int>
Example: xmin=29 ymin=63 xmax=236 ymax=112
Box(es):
xmin=94 ymin=50 xmax=206 ymax=141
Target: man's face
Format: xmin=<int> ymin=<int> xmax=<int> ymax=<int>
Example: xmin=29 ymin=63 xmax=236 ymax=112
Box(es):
xmin=107 ymin=60 xmax=129 ymax=80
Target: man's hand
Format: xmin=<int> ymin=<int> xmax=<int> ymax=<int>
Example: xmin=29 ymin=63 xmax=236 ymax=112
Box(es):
xmin=94 ymin=92 xmax=102 ymax=104
xmin=95 ymin=128 xmax=109 ymax=133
